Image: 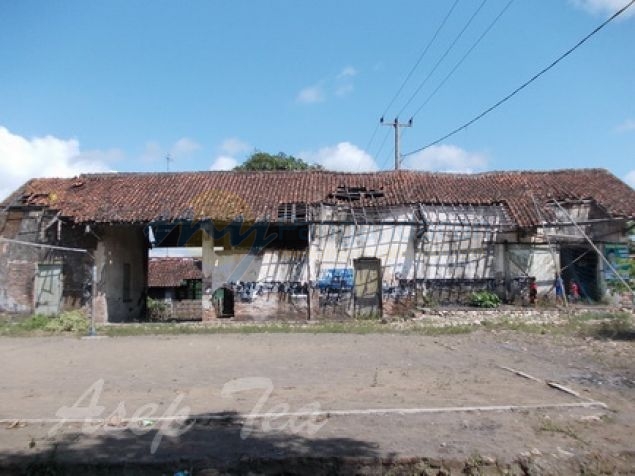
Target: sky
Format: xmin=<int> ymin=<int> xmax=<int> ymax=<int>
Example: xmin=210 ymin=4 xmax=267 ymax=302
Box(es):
xmin=1 ymin=0 xmax=634 ymax=201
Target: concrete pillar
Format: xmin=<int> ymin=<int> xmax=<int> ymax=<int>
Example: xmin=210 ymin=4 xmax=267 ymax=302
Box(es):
xmin=201 ymin=224 xmax=217 ymax=321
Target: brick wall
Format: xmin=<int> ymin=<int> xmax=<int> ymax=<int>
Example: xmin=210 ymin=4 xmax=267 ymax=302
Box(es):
xmin=2 ymin=261 xmax=35 ymax=313
xmin=171 ymin=299 xmax=202 ymax=320
xmin=0 ymin=209 xmax=95 ymax=315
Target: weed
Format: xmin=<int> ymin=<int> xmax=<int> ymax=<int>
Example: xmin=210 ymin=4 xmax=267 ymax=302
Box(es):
xmin=537 ymin=419 xmax=587 ymax=444
xmin=44 ymin=310 xmax=88 ymax=333
xmin=355 ymin=311 xmax=382 ymax=321
xmin=574 ymin=312 xmax=634 ymax=341
xmin=469 ymin=291 xmax=501 ymax=308
xmin=571 ymin=311 xmax=631 ymax=322
xmin=147 ymin=297 xmax=171 ymax=321
xmin=19 ymin=314 xmax=51 ymax=331
xmin=0 ymin=311 xmax=89 ymax=336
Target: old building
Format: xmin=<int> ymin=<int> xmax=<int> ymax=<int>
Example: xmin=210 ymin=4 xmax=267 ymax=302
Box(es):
xmin=147 ymin=257 xmax=202 ymax=320
xmin=0 ymin=169 xmax=633 ymax=322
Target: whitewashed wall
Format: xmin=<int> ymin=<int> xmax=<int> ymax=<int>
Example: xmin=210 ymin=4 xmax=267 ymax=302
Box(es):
xmin=309 ymin=204 xmax=509 ymax=285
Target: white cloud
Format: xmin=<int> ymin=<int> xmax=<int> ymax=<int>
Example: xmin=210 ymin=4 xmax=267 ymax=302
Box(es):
xmin=616 ymin=118 xmax=635 ymax=133
xmin=0 ymin=126 xmax=115 ymax=201
xmin=208 ymin=137 xmax=251 ymax=171
xmin=140 ymin=141 xmax=163 ymax=163
xmin=140 ymin=137 xmax=201 ymax=165
xmin=625 ymin=170 xmax=635 ymax=188
xmin=210 ymin=155 xmax=238 ymax=171
xmin=219 ymin=137 xmax=251 ymax=155
xmin=570 ymin=0 xmax=635 ymax=17
xmin=300 ymin=142 xmax=378 ymax=172
xmin=170 ymin=137 xmax=201 ymax=157
xmin=296 ymin=84 xmax=326 ymax=104
xmin=297 ymin=66 xmax=358 ymax=104
xmin=403 ymin=144 xmax=487 ymax=173
xmin=337 ymin=66 xmax=357 ymax=79
xmin=335 ymin=83 xmax=354 ymax=97
xmin=335 ymin=67 xmax=357 ymax=97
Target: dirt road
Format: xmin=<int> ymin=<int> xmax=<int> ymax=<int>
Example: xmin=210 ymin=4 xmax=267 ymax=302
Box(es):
xmin=0 ymin=330 xmax=633 ymax=474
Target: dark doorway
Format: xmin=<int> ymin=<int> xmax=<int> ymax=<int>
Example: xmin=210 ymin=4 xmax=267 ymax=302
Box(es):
xmin=560 ymin=246 xmax=599 ymax=302
xmin=212 ymin=286 xmax=235 ymax=318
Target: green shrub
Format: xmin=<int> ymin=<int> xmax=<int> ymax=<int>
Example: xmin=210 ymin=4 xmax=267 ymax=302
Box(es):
xmin=147 ymin=298 xmax=171 ymax=321
xmin=469 ymin=291 xmax=501 ymax=308
xmin=44 ymin=310 xmax=89 ymax=333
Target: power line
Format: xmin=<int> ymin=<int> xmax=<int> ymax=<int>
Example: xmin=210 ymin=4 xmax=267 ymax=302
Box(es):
xmin=382 ymin=0 xmax=461 ymax=118
xmin=380 ymin=144 xmax=396 ymax=172
xmin=411 ymin=0 xmax=516 ymax=119
xmin=365 ymin=0 xmax=461 ymax=154
xmin=375 ymin=128 xmax=392 ymax=169
xmin=404 ymin=0 xmax=635 ymax=157
xmin=397 ymin=0 xmax=489 ymax=118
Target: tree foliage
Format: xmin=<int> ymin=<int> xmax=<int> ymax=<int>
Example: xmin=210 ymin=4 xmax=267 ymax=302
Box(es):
xmin=234 ymin=151 xmax=322 ymax=171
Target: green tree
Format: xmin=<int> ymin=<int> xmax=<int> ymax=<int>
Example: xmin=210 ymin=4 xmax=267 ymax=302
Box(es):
xmin=234 ymin=151 xmax=322 ymax=171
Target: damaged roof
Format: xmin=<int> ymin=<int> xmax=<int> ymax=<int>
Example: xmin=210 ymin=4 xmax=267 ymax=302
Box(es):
xmin=148 ymin=257 xmax=202 ymax=288
xmin=2 ymin=169 xmax=634 ymax=228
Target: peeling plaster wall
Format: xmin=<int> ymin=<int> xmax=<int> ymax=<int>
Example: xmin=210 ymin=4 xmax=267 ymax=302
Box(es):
xmin=93 ymin=226 xmax=147 ymax=323
xmin=212 ymin=250 xmax=307 ymax=286
xmin=415 ymin=209 xmax=501 ymax=283
xmin=310 ymin=205 xmax=505 ymax=286
xmin=200 ymin=204 xmax=631 ymax=319
xmin=310 ymin=223 xmax=414 ymax=284
xmin=506 ymin=243 xmax=558 ymax=293
xmin=200 ymin=225 xmax=309 ymax=320
xmin=210 ymin=249 xmax=308 ymax=321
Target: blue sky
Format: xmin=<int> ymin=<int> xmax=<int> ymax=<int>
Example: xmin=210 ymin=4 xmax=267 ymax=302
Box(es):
xmin=1 ymin=0 xmax=634 ymax=200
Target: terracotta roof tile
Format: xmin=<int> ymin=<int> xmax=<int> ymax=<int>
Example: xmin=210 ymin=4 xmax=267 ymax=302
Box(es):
xmin=148 ymin=257 xmax=202 ymax=288
xmin=3 ymin=169 xmax=634 ymax=228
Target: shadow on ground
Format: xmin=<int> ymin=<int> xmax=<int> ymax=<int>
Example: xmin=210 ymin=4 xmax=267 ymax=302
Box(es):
xmin=0 ymin=411 xmax=390 ymax=475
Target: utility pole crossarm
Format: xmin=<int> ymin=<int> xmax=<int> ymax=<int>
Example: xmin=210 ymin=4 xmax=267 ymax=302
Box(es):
xmin=381 ymin=117 xmax=413 ymax=171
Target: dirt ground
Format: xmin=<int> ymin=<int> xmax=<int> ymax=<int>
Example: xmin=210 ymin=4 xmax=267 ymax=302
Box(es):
xmin=0 ymin=329 xmax=633 ymax=474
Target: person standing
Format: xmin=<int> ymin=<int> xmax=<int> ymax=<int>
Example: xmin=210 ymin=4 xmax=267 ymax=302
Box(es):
xmin=554 ymin=274 xmax=565 ymax=306
xmin=570 ymin=281 xmax=580 ymax=304
xmin=529 ymin=277 xmax=538 ymax=307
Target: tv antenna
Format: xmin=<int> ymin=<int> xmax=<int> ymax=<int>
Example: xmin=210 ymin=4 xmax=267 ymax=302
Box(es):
xmin=166 ymin=154 xmax=174 ymax=172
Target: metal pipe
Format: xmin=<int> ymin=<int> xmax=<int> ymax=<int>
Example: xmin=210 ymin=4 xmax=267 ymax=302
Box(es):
xmin=0 ymin=237 xmax=89 ymax=254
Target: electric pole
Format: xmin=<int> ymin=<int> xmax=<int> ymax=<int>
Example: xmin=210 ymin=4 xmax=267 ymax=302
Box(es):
xmin=381 ymin=117 xmax=413 ymax=170
xmin=166 ymin=154 xmax=173 ymax=172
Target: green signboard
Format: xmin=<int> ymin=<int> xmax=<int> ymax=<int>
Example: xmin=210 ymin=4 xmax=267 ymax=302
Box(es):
xmin=603 ymin=244 xmax=630 ymax=281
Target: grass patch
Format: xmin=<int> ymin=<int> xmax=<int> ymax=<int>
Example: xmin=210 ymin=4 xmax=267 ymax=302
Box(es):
xmin=574 ymin=312 xmax=634 ymax=341
xmin=0 ymin=311 xmax=89 ymax=336
xmin=481 ymin=317 xmax=550 ymax=334
xmin=99 ymin=320 xmax=478 ymax=337
xmin=18 ymin=314 xmax=51 ymax=331
xmin=570 ymin=311 xmax=631 ymax=322
xmin=406 ymin=323 xmax=474 ymax=336
xmin=536 ymin=419 xmax=587 ymax=444
xmin=1 ymin=308 xmax=632 ymax=339
xmin=100 ymin=320 xmax=392 ymax=337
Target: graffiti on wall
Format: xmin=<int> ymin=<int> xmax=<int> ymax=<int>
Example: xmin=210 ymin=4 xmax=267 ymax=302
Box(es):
xmin=316 ymin=268 xmax=353 ymax=311
xmin=213 ymin=280 xmax=310 ymax=320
